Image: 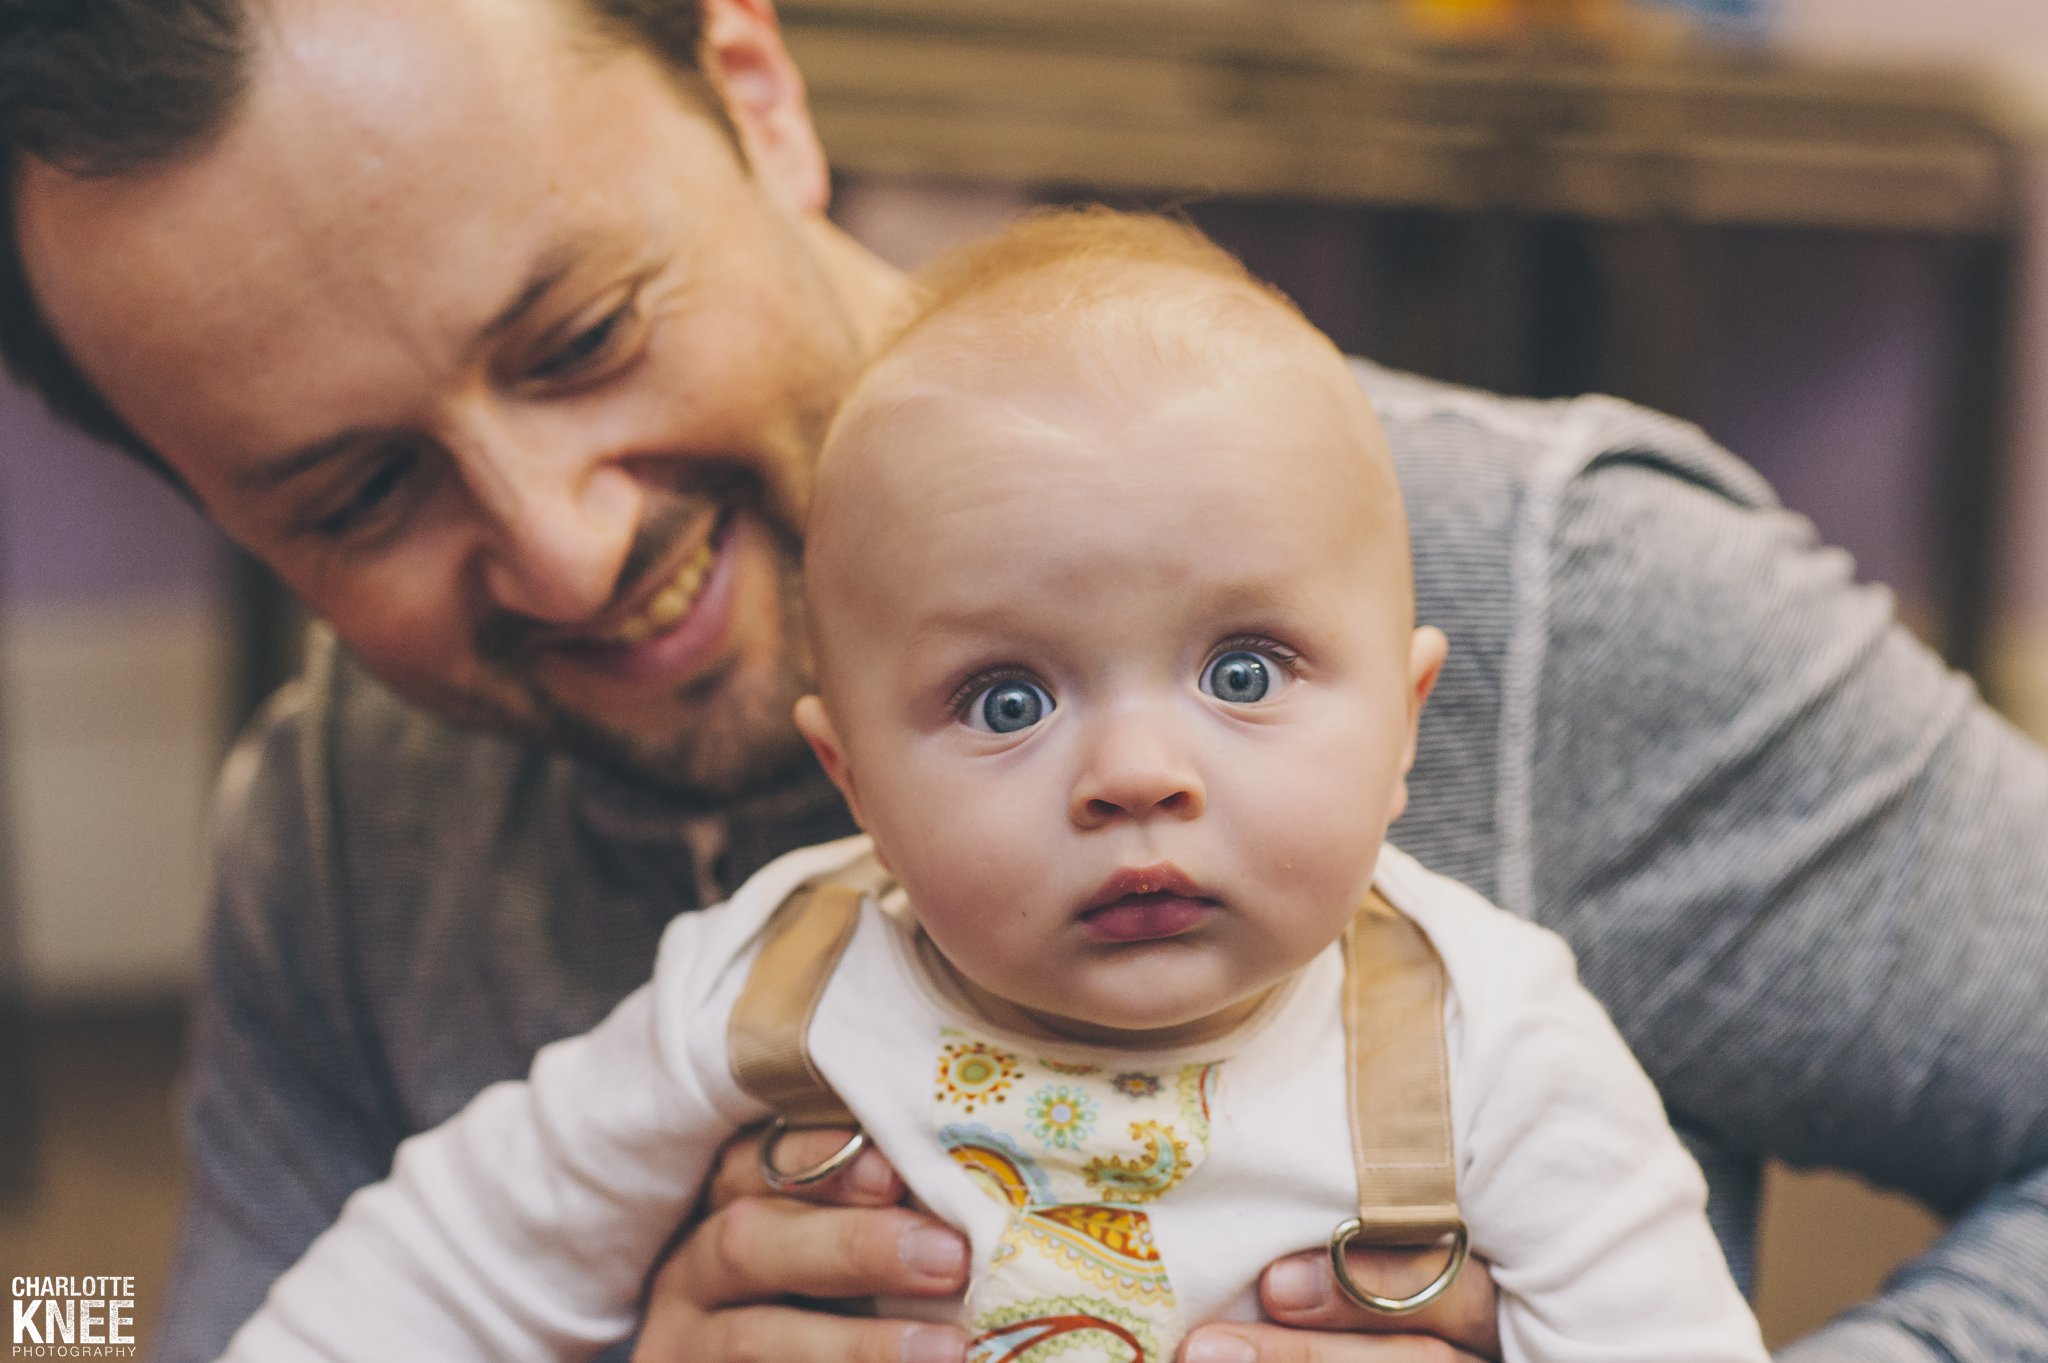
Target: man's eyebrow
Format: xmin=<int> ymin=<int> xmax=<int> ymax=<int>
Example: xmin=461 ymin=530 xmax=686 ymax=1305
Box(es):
xmin=235 ymin=427 xmax=387 ymax=492
xmin=236 ymin=250 xmax=583 ymax=493
xmin=479 ymin=248 xmax=578 ymax=344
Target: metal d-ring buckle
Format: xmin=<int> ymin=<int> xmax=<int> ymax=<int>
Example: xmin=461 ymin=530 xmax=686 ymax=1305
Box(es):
xmin=1326 ymin=1219 xmax=1470 ymax=1315
xmin=758 ymin=1117 xmax=868 ymax=1192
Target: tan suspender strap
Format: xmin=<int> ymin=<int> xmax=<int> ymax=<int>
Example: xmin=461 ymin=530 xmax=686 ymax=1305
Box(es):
xmin=1340 ymin=890 xmax=1464 ymax=1244
xmin=727 ymin=867 xmax=874 ymax=1129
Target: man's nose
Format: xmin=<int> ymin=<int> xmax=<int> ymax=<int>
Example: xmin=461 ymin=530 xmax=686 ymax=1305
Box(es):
xmin=465 ymin=432 xmax=641 ymax=625
xmin=1070 ymin=711 xmax=1206 ymax=829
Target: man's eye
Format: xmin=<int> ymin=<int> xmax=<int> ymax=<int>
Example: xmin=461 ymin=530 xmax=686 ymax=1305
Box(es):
xmin=309 ymin=449 xmax=419 ymax=538
xmin=529 ymin=305 xmax=631 ymax=384
xmin=963 ymin=678 xmax=1055 ymax=734
xmin=1201 ymin=649 xmax=1279 ymax=704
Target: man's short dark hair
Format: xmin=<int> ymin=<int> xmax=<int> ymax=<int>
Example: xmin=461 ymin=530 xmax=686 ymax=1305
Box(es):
xmin=0 ymin=0 xmax=712 ymax=486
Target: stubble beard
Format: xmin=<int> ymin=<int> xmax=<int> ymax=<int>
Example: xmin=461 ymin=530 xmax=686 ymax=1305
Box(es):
xmin=531 ymin=523 xmax=819 ymax=805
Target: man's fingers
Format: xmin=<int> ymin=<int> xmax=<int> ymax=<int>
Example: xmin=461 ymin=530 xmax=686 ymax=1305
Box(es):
xmin=1180 ymin=1322 xmax=1481 ymax=1363
xmin=1255 ymin=1247 xmax=1500 ymax=1358
xmin=637 ymin=1182 xmax=967 ymax=1363
xmin=634 ymin=1301 xmax=965 ymax=1363
xmin=706 ymin=1124 xmax=907 ymax=1210
xmin=674 ymin=1196 xmax=970 ymax=1307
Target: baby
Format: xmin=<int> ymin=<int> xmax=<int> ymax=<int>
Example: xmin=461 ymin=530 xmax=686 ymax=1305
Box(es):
xmin=223 ymin=210 xmax=1767 ymax=1363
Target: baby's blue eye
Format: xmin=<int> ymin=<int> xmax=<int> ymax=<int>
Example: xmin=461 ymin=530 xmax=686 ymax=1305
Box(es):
xmin=1203 ymin=650 xmax=1273 ymax=704
xmin=969 ymin=679 xmax=1054 ymax=734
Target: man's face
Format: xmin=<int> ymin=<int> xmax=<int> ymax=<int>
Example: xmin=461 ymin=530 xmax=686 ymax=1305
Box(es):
xmin=802 ymin=334 xmax=1444 ymax=1044
xmin=15 ymin=0 xmax=889 ymax=799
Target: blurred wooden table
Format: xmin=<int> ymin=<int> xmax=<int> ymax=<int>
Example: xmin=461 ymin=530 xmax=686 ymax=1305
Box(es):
xmin=786 ymin=0 xmax=2015 ymax=231
xmin=784 ymin=0 xmax=2030 ymax=673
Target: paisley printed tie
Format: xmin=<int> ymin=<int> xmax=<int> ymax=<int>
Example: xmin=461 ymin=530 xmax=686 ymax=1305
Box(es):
xmin=932 ymin=1028 xmax=1223 ymax=1363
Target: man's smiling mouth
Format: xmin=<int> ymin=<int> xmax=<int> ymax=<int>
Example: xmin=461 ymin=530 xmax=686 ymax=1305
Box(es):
xmin=597 ymin=528 xmax=720 ymax=646
xmin=536 ymin=500 xmax=737 ymax=659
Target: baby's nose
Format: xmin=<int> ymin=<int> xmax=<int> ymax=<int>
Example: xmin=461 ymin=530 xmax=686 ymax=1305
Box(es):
xmin=1070 ymin=718 xmax=1206 ymax=828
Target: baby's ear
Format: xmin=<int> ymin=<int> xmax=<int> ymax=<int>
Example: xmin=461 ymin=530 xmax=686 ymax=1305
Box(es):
xmin=1388 ymin=626 xmax=1449 ymax=823
xmin=1406 ymin=626 xmax=1448 ymax=728
xmin=793 ymin=695 xmax=865 ymax=828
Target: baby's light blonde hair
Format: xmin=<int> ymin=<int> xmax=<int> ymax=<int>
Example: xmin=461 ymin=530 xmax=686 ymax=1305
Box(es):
xmin=853 ymin=207 xmax=1335 ymax=408
xmin=889 ymin=206 xmax=1300 ymax=339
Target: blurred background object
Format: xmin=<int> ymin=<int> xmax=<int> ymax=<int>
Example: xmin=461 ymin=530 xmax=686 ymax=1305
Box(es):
xmin=1 ymin=365 xmax=226 ymax=1337
xmin=1 ymin=462 xmax=32 ymax=1215
xmin=3 ymin=0 xmax=2039 ymax=1347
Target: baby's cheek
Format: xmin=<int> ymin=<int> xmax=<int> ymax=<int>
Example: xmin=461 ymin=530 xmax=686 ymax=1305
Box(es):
xmin=1242 ymin=754 xmax=1390 ymax=886
xmin=884 ymin=785 xmax=1049 ymax=922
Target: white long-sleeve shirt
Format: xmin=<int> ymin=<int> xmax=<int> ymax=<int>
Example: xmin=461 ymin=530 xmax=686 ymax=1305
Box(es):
xmin=222 ymin=836 xmax=1765 ymax=1363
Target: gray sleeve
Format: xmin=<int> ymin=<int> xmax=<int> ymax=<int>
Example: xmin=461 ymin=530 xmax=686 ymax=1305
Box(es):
xmin=150 ymin=683 xmax=408 ymax=1363
xmin=1526 ymin=455 xmax=2048 ymax=1361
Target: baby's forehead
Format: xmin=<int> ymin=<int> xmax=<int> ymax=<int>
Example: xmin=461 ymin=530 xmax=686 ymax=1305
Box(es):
xmin=818 ymin=345 xmax=1390 ymax=586
xmin=826 ymin=286 xmax=1386 ymax=531
xmin=833 ymin=377 xmax=1319 ymax=547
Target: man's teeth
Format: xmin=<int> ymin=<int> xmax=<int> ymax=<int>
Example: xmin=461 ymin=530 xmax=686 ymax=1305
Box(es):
xmin=606 ymin=538 xmax=717 ymax=646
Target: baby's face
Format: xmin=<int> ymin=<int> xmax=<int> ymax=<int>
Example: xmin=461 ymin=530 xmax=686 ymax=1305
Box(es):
xmin=800 ymin=346 xmax=1442 ymax=1045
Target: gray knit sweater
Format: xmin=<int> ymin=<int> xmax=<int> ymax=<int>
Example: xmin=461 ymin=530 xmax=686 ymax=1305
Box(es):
xmin=156 ymin=363 xmax=2048 ymax=1362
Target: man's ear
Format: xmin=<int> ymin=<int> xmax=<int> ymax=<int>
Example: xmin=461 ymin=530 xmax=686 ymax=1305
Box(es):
xmin=793 ymin=694 xmax=865 ymax=827
xmin=699 ymin=0 xmax=829 ymax=215
xmin=1387 ymin=625 xmax=1448 ymax=824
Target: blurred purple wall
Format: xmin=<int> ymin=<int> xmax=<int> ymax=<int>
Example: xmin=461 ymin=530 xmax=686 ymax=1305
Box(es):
xmin=1698 ymin=233 xmax=1953 ymax=614
xmin=1 ymin=378 xmax=227 ymax=606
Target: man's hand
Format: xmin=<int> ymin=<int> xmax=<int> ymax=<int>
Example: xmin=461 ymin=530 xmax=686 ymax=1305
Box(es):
xmin=1179 ymin=1246 xmax=1502 ymax=1363
xmin=633 ymin=1127 xmax=970 ymax=1363
xmin=637 ymin=1129 xmax=1499 ymax=1363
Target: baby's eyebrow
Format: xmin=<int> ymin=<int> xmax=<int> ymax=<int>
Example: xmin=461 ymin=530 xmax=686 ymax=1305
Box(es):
xmin=896 ymin=621 xmax=1025 ymax=678
xmin=892 ymin=605 xmax=1059 ymax=673
xmin=906 ymin=609 xmax=1006 ymax=641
